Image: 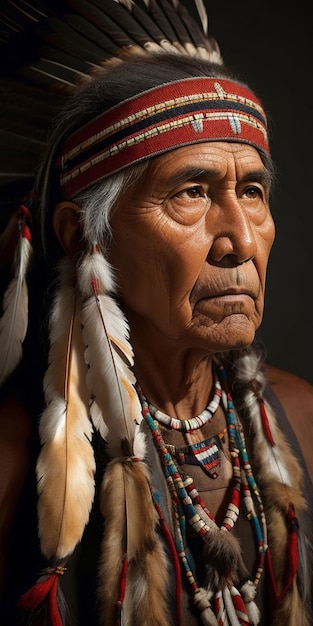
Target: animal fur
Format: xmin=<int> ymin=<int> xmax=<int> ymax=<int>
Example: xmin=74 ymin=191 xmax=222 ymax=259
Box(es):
xmin=98 ymin=458 xmax=170 ymax=626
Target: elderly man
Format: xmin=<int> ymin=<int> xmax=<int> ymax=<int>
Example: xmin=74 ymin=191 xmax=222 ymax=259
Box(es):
xmin=0 ymin=2 xmax=312 ymax=625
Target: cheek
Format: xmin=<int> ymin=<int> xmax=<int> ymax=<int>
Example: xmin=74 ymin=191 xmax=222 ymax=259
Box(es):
xmin=261 ymin=214 xmax=276 ymax=254
xmin=254 ymin=217 xmax=275 ymax=280
xmin=109 ymin=223 xmax=170 ymax=317
xmin=110 ymin=219 xmax=210 ymax=323
xmin=111 ymin=239 xmax=159 ymax=312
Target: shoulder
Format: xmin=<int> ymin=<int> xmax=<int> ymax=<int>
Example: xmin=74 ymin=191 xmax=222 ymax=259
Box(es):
xmin=264 ymin=363 xmax=313 ymax=482
xmin=264 ymin=363 xmax=313 ymax=412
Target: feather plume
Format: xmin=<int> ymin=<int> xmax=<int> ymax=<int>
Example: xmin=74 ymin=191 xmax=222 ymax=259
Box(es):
xmin=77 ymin=248 xmax=144 ymax=459
xmin=98 ymin=458 xmax=170 ymax=625
xmin=37 ymin=259 xmax=95 ymax=560
xmin=0 ymin=207 xmax=32 ymax=385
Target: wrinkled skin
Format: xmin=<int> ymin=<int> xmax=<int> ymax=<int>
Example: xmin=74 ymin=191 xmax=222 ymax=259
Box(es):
xmin=109 ymin=142 xmax=275 ymax=412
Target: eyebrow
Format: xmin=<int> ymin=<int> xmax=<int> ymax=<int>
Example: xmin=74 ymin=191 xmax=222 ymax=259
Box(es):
xmin=167 ymin=167 xmax=210 ymax=187
xmin=240 ymin=169 xmax=273 ymax=188
xmin=166 ymin=166 xmax=273 ymax=189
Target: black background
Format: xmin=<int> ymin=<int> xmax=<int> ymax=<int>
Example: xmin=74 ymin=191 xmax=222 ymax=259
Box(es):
xmin=205 ymin=0 xmax=313 ymax=384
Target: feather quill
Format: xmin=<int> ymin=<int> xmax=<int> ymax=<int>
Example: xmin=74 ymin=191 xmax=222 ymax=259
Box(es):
xmin=37 ymin=259 xmax=95 ymax=560
xmin=77 ymin=248 xmax=144 ymax=459
xmin=0 ymin=207 xmax=32 ymax=386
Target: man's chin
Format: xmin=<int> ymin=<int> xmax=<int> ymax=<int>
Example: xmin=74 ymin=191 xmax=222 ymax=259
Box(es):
xmin=191 ymin=313 xmax=258 ymax=352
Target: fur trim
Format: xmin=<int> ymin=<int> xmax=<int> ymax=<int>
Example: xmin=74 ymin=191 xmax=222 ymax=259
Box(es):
xmin=97 ymin=458 xmax=170 ymax=626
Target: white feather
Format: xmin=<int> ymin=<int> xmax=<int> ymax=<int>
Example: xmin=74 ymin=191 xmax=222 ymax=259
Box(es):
xmin=77 ymin=249 xmax=144 ymax=458
xmin=37 ymin=260 xmax=95 ymax=560
xmin=89 ymin=395 xmax=109 ymax=441
xmin=235 ymin=350 xmax=292 ymax=486
xmin=0 ymin=234 xmax=32 ymax=385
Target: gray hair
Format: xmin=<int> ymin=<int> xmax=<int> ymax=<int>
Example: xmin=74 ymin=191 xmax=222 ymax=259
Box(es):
xmin=72 ymin=162 xmax=147 ymax=252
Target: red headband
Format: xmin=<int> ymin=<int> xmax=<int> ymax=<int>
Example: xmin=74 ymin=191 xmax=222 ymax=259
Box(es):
xmin=56 ymin=77 xmax=269 ymax=198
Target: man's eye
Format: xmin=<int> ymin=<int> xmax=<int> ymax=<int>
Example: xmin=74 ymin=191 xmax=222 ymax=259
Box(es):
xmin=243 ymin=186 xmax=262 ymax=199
xmin=166 ymin=183 xmax=211 ymax=224
xmin=176 ymin=186 xmax=207 ymax=199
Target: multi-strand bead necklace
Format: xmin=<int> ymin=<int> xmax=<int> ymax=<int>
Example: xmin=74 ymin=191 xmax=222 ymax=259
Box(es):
xmin=138 ymin=362 xmax=267 ymax=625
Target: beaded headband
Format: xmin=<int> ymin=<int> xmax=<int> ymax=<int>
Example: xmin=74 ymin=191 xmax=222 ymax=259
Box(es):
xmin=56 ymin=77 xmax=269 ymax=198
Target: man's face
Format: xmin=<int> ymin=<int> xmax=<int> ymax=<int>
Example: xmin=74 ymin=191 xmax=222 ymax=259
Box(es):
xmin=109 ymin=142 xmax=275 ymax=355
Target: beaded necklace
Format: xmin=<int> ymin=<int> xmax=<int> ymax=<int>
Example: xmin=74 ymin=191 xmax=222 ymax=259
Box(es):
xmin=138 ymin=363 xmax=267 ymax=626
xmin=148 ymin=373 xmax=222 ymax=432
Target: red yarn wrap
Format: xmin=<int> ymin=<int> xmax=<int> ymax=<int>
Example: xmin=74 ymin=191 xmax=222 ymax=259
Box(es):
xmin=258 ymin=396 xmax=275 ymax=446
xmin=266 ymin=504 xmax=299 ymax=613
xmin=21 ymin=224 xmax=32 ymax=242
xmin=19 ymin=203 xmax=32 ymax=220
xmin=19 ymin=573 xmax=63 ymax=626
xmin=18 ymin=194 xmax=34 ymax=242
xmin=115 ymin=555 xmax=129 ymax=626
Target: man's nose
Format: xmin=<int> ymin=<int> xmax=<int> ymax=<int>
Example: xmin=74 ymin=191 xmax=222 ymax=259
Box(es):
xmin=206 ymin=197 xmax=257 ymax=266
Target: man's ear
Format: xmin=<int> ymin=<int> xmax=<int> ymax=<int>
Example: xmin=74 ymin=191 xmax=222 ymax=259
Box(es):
xmin=53 ymin=201 xmax=85 ymax=260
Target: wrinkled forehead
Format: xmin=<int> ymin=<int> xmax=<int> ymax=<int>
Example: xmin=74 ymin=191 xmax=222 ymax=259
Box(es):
xmin=56 ymin=76 xmax=269 ymax=200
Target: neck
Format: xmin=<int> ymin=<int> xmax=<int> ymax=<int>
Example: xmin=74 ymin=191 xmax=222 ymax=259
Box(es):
xmin=130 ymin=322 xmax=216 ymax=420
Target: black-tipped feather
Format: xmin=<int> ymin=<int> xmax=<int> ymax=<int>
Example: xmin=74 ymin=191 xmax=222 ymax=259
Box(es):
xmin=115 ymin=0 xmax=178 ymax=48
xmin=155 ymin=0 xmax=197 ymax=47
